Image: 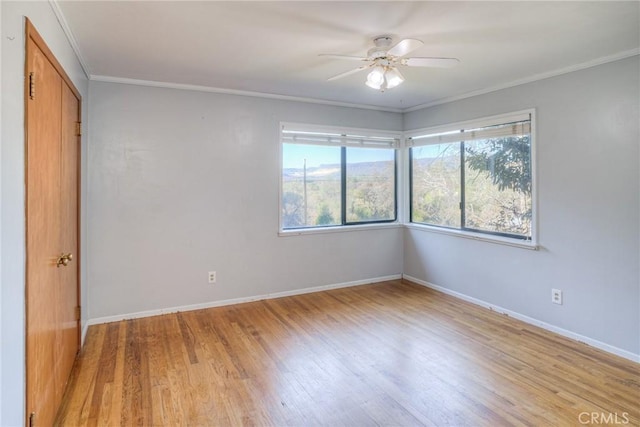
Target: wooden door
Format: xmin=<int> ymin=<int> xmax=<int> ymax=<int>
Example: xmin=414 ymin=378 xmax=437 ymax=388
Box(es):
xmin=25 ymin=19 xmax=81 ymax=427
xmin=57 ymin=78 xmax=81 ymax=400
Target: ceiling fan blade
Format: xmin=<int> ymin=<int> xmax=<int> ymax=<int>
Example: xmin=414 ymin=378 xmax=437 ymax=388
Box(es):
xmin=387 ymin=38 xmax=424 ymax=57
xmin=404 ymin=57 xmax=460 ymax=68
xmin=319 ymin=54 xmax=368 ymax=61
xmin=327 ymin=65 xmax=371 ymax=81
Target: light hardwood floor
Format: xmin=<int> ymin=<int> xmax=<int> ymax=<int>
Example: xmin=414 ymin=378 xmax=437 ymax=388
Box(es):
xmin=56 ymin=280 xmax=639 ymax=426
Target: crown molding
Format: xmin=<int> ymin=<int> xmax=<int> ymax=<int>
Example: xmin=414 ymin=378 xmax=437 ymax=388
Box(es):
xmin=89 ymin=75 xmax=404 ymax=113
xmin=49 ymin=0 xmax=91 ymax=79
xmin=403 ymin=48 xmax=640 ymax=113
xmin=91 ymin=47 xmax=639 ymax=114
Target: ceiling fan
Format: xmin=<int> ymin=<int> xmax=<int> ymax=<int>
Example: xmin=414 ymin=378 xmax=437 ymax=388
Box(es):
xmin=320 ymin=36 xmax=460 ymax=91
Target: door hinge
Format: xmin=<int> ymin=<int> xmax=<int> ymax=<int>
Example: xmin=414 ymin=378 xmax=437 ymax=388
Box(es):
xmin=29 ymin=412 xmax=35 ymax=427
xmin=28 ymin=72 xmax=35 ymax=100
xmin=75 ymin=306 xmax=81 ymax=321
xmin=75 ymin=122 xmax=82 ymax=136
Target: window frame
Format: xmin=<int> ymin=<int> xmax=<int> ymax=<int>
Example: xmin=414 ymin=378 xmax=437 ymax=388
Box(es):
xmin=279 ymin=122 xmax=402 ymax=235
xmin=405 ymin=109 xmax=537 ymax=249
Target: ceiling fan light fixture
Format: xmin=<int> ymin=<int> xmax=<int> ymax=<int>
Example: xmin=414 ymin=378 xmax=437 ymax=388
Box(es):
xmin=366 ymin=66 xmax=385 ymax=89
xmin=385 ymin=67 xmax=404 ymax=89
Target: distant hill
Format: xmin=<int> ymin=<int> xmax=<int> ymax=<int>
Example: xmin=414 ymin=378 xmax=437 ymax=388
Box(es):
xmin=283 ymin=160 xmax=395 ymax=182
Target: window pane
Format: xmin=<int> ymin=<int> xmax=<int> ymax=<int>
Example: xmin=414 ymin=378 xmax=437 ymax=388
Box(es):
xmin=282 ymin=144 xmax=341 ymax=228
xmin=411 ymin=143 xmax=461 ymax=228
xmin=346 ymin=147 xmax=395 ymax=223
xmin=464 ymin=136 xmax=532 ymax=237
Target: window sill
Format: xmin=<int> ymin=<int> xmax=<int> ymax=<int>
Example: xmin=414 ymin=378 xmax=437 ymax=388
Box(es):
xmin=404 ymin=223 xmax=538 ymax=250
xmin=279 ymin=222 xmax=402 ymax=237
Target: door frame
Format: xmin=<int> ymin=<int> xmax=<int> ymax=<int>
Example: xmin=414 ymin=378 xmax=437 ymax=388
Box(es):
xmin=24 ymin=17 xmax=82 ymax=425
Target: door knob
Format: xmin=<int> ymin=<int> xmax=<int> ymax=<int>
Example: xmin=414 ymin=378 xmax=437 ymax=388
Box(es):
xmin=56 ymin=253 xmax=73 ymax=267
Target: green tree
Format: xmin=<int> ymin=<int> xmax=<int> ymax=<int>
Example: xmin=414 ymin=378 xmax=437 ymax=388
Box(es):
xmin=282 ymin=192 xmax=304 ymax=228
xmin=465 ymin=136 xmax=532 ymax=235
xmin=316 ymin=204 xmax=335 ymax=225
xmin=465 ymin=136 xmax=531 ymax=194
xmin=348 ymin=174 xmax=394 ymax=222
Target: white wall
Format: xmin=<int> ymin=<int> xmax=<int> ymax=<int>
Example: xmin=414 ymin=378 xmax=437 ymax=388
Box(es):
xmin=0 ymin=2 xmax=3 ymax=422
xmin=1 ymin=2 xmax=88 ymax=425
xmin=87 ymin=82 xmax=404 ymax=320
xmin=403 ymin=56 xmax=640 ymax=357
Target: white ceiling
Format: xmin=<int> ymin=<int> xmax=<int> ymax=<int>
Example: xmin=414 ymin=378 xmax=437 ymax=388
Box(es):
xmin=57 ymin=1 xmax=639 ymax=111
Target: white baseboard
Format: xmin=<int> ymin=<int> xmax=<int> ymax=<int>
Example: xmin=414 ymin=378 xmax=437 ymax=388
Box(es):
xmin=81 ymin=321 xmax=89 ymax=346
xmin=83 ymin=274 xmax=402 ymax=341
xmin=402 ymin=274 xmax=640 ymax=363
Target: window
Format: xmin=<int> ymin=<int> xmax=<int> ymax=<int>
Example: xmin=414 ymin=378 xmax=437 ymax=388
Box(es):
xmin=281 ymin=125 xmax=399 ymax=230
xmin=408 ymin=112 xmax=533 ymax=240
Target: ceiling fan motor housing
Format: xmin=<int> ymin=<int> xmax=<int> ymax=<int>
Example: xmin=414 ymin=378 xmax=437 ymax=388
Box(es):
xmin=373 ymin=36 xmax=393 ymax=47
xmin=368 ymin=36 xmax=394 ymax=58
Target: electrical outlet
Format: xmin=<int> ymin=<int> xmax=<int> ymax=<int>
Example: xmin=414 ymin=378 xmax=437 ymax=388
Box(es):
xmin=552 ymin=288 xmax=562 ymax=305
xmin=208 ymin=271 xmax=217 ymax=284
